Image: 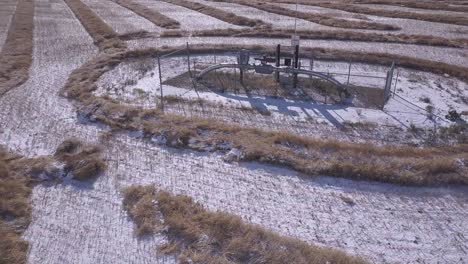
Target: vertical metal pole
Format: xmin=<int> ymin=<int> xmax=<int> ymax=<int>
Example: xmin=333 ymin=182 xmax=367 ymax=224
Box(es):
xmin=347 ymin=61 xmax=352 ymax=86
xmin=240 ymin=68 xmax=244 ymax=85
xmin=293 ymin=44 xmax=299 ymax=89
xmin=186 ymin=42 xmax=192 ymax=78
xmin=393 ymin=69 xmax=400 ymax=97
xmin=157 ymin=54 xmax=164 ymax=112
xmin=275 ymin=44 xmax=280 ymax=83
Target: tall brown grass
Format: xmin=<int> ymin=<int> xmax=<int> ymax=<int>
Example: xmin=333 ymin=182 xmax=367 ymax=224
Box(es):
xmin=214 ymin=0 xmax=400 ymax=30
xmin=0 ymin=0 xmax=34 ymax=97
xmin=162 ymin=0 xmax=269 ymax=27
xmin=61 ymin=44 xmax=468 ymax=186
xmin=63 ymin=0 xmax=126 ymax=53
xmin=123 ymin=185 xmax=369 ymax=264
xmin=280 ymin=0 xmax=468 ymax=26
xmin=112 ymin=0 xmax=180 ymax=29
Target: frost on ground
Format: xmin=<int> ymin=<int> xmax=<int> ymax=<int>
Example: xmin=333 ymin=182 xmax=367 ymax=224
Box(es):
xmin=0 ymin=0 xmax=467 ymax=263
xmin=106 ymin=135 xmax=468 ymax=264
xmin=128 ymin=37 xmax=468 ymax=68
xmin=82 ymin=0 xmax=162 ymax=35
xmin=131 ymin=0 xmax=245 ymax=31
xmin=275 ymin=2 xmax=468 ymax=39
xmin=94 ymin=53 xmax=468 ymax=130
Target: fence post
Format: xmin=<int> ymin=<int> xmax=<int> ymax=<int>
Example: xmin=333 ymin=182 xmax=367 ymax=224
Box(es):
xmin=157 ymin=53 xmax=164 ymax=112
xmin=275 ymin=44 xmax=280 ymax=83
xmin=293 ymin=44 xmax=299 ymax=88
xmin=186 ymin=42 xmax=192 ymax=78
xmin=393 ymin=69 xmax=400 ymax=97
xmin=347 ymin=61 xmax=352 ymax=86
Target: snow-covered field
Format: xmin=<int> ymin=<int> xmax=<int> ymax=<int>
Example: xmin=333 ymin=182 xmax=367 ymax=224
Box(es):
xmin=1 ymin=0 xmax=467 ymax=263
xmin=81 ymin=0 xmax=162 ymax=35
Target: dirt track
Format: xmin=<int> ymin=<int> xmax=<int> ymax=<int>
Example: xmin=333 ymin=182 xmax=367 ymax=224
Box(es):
xmin=0 ymin=0 xmax=467 ymax=263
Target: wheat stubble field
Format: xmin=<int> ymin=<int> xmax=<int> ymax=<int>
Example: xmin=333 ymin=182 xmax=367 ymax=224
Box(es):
xmin=0 ymin=0 xmax=467 ymax=263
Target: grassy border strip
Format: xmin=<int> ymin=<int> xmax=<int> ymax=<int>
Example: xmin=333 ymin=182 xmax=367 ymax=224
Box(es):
xmin=112 ymin=0 xmax=180 ymax=29
xmin=122 ymin=185 xmax=369 ymax=263
xmin=161 ymin=0 xmax=269 ymax=28
xmin=0 ymin=0 xmax=34 ymax=97
xmin=274 ymin=0 xmax=468 ymax=26
xmin=211 ymin=0 xmax=400 ymax=30
xmin=63 ymin=0 xmax=126 ymax=53
xmin=158 ymin=28 xmax=468 ymax=48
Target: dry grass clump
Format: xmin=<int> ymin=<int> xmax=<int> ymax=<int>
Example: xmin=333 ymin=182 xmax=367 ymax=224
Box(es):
xmin=54 ymin=139 xmax=107 ymax=181
xmin=0 ymin=140 xmax=107 ymax=263
xmin=218 ymin=0 xmax=399 ymax=30
xmin=0 ymin=0 xmax=34 ymax=97
xmin=112 ymin=0 xmax=180 ymax=29
xmin=0 ymin=147 xmax=32 ymax=264
xmin=123 ymin=185 xmax=368 ymax=264
xmin=302 ymin=1 xmax=468 ymax=26
xmin=162 ymin=0 xmax=268 ymax=28
xmin=61 ymin=44 xmax=468 ymax=186
xmin=122 ymin=186 xmax=159 ymax=236
xmin=63 ymin=0 xmax=126 ymax=53
xmin=0 ymin=221 xmax=29 ymax=264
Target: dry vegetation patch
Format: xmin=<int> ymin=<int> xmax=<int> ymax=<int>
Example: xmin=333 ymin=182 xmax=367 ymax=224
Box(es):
xmin=0 ymin=0 xmax=34 ymax=97
xmin=284 ymin=0 xmax=468 ymax=26
xmin=214 ymin=0 xmax=400 ymax=30
xmin=63 ymin=0 xmax=126 ymax=53
xmin=61 ymin=45 xmax=468 ymax=186
xmin=159 ymin=28 xmax=468 ymax=48
xmin=162 ymin=0 xmax=269 ymax=28
xmin=0 ymin=140 xmax=106 ymax=264
xmin=351 ymin=0 xmax=468 ymax=12
xmin=112 ymin=0 xmax=180 ymax=29
xmin=54 ymin=139 xmax=107 ymax=181
xmin=123 ymin=185 xmax=368 ymax=264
